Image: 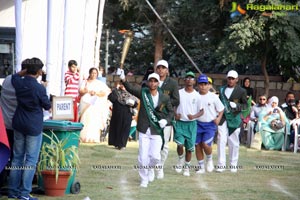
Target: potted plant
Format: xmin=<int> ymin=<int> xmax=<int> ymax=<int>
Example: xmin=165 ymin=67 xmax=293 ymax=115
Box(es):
xmin=37 ymin=131 xmax=80 ymax=196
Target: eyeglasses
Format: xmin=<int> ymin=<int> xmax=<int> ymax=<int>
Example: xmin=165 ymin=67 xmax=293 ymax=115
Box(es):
xmin=227 ymin=77 xmax=235 ymax=80
xmin=185 ymin=77 xmax=195 ymax=80
xmin=259 ymin=98 xmax=266 ymax=100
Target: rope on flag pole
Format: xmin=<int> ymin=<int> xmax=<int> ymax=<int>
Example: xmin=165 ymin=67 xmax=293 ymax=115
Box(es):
xmin=144 ymin=0 xmax=202 ymax=74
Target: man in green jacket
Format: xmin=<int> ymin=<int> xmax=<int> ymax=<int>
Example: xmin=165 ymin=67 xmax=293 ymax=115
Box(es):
xmin=155 ymin=59 xmax=179 ymax=179
xmin=217 ymin=70 xmax=247 ymax=173
xmin=120 ymin=71 xmax=174 ymax=188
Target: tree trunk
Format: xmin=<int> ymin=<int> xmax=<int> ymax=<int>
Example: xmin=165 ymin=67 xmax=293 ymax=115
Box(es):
xmin=154 ymin=24 xmax=163 ymax=66
xmin=153 ymin=0 xmax=164 ymax=67
xmin=261 ymin=51 xmax=269 ymax=97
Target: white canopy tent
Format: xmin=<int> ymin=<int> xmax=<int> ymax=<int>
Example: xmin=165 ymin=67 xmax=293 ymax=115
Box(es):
xmin=0 ymin=0 xmax=105 ymax=96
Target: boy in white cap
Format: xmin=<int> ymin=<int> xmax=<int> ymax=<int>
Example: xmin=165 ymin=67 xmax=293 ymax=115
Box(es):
xmin=155 ymin=59 xmax=179 ymax=179
xmin=120 ymin=72 xmax=174 ymax=188
xmin=195 ymin=74 xmax=224 ymax=174
xmin=217 ymin=70 xmax=247 ymax=173
xmin=174 ymin=71 xmax=203 ymax=176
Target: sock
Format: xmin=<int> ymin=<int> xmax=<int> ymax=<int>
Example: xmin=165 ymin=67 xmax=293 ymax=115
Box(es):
xmin=198 ymin=160 xmax=205 ymax=169
xmin=178 ymin=154 xmax=184 ymax=160
xmin=206 ymin=154 xmax=212 ymax=161
xmin=184 ymin=161 xmax=191 ymax=169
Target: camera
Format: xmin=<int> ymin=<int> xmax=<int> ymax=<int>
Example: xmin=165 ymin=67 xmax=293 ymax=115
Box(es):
xmin=273 ymin=108 xmax=278 ymax=113
xmin=42 ymin=71 xmax=47 ymax=82
xmin=288 ymin=99 xmax=296 ymax=106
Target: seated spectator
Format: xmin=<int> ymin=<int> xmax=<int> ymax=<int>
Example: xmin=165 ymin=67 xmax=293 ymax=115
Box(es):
xmin=250 ymin=94 xmax=269 ymax=132
xmin=280 ymin=92 xmax=299 ymax=151
xmin=242 ymin=77 xmax=256 ymax=105
xmin=295 ymin=99 xmax=300 ymax=116
xmin=258 ymin=96 xmax=289 ymax=150
xmin=288 ymin=99 xmax=300 ymax=151
xmin=281 ymin=91 xmax=297 ymax=120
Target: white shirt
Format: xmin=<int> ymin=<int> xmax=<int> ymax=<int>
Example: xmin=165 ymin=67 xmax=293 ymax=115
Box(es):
xmin=159 ymin=80 xmax=163 ymax=87
xmin=225 ymin=87 xmax=234 ymax=99
xmin=176 ymin=88 xmax=203 ymax=121
xmin=152 ymin=93 xmax=159 ymax=108
xmin=198 ymin=91 xmax=224 ymax=122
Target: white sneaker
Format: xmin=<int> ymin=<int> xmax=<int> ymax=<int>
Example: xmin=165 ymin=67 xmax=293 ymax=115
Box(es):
xmin=195 ymin=166 xmax=205 ymax=174
xmin=215 ymin=165 xmax=226 ymax=173
xmin=140 ymin=181 xmax=148 ymax=188
xmin=156 ymin=168 xmax=164 ymax=179
xmin=206 ymin=160 xmax=214 ymax=173
xmin=148 ymin=169 xmax=155 ymax=182
xmin=230 ymin=168 xmax=237 ymax=173
xmin=230 ymin=166 xmax=238 ymax=173
xmin=183 ymin=167 xmax=190 ymax=176
xmin=175 ymin=158 xmax=184 ymax=173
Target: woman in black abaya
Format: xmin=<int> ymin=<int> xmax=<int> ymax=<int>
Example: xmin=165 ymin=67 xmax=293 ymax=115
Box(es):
xmin=108 ymin=81 xmax=138 ymax=150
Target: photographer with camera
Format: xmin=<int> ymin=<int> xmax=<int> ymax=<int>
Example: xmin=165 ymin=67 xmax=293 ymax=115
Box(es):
xmin=281 ymin=92 xmax=298 ymax=119
xmin=280 ymin=91 xmax=298 ymax=151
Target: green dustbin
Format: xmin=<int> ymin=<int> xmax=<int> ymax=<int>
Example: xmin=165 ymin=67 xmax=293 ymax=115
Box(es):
xmin=38 ymin=120 xmax=83 ymax=194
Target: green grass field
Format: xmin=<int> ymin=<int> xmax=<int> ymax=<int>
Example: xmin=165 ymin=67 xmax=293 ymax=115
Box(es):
xmin=2 ymin=141 xmax=299 ymax=200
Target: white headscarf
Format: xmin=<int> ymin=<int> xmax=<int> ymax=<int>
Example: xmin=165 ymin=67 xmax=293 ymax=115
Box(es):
xmin=268 ymin=96 xmax=279 ymax=107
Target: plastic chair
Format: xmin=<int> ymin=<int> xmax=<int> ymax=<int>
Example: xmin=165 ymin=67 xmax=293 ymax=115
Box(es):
xmin=293 ymin=125 xmax=300 ymax=153
xmin=283 ymin=123 xmax=299 ymax=153
xmin=247 ymin=120 xmax=261 ymax=148
xmin=248 ymin=121 xmax=288 ymax=151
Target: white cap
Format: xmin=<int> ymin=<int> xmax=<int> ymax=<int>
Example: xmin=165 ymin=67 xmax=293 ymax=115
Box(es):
xmin=156 ymin=60 xmax=169 ymax=68
xmin=227 ymin=70 xmax=238 ymax=78
xmin=147 ymin=73 xmax=160 ymax=81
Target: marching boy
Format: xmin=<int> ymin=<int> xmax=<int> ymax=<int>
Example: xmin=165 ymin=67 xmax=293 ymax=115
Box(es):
xmin=174 ymin=72 xmax=203 ymax=176
xmin=120 ymin=71 xmax=174 ymax=188
xmin=195 ymin=74 xmax=224 ymax=174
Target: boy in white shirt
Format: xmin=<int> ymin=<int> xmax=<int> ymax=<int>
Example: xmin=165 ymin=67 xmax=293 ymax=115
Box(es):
xmin=195 ymin=74 xmax=224 ymax=174
xmin=174 ymin=72 xmax=204 ymax=176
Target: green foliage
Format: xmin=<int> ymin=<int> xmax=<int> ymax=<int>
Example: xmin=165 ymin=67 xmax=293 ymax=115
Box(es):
xmin=38 ymin=131 xmax=80 ymax=183
xmin=102 ymin=0 xmax=300 ymax=78
xmin=102 ymin=0 xmax=226 ymax=74
xmin=216 ymin=0 xmax=300 ymax=79
xmin=229 ymin=18 xmax=266 ymax=50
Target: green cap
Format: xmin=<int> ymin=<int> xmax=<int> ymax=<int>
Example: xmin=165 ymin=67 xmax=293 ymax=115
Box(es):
xmin=185 ymin=71 xmax=195 ymax=78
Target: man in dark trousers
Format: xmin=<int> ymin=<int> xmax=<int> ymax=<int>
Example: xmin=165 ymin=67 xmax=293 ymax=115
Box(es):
xmin=8 ymin=58 xmax=51 ymax=200
xmin=217 ymin=70 xmax=247 ymax=173
xmin=120 ymin=71 xmax=174 ymax=188
xmin=0 ymin=60 xmax=28 ymax=191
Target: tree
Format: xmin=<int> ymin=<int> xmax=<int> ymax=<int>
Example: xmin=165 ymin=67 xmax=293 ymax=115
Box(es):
xmin=216 ymin=0 xmax=300 ymax=96
xmin=103 ymin=0 xmax=227 ymax=74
